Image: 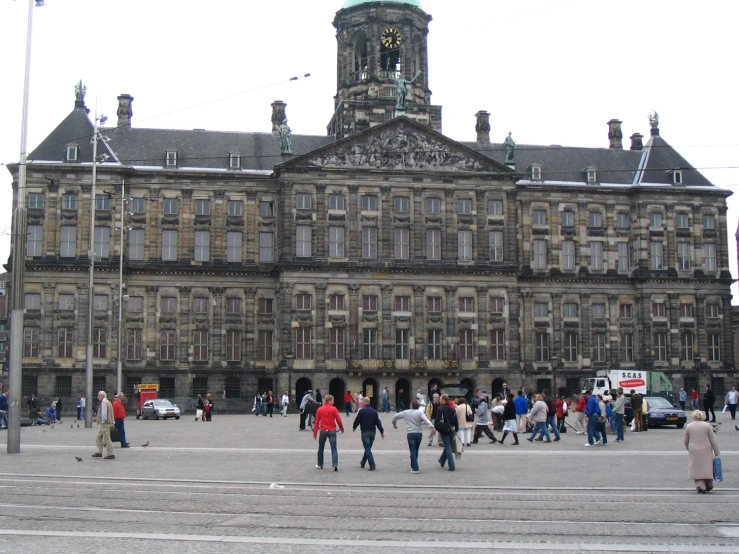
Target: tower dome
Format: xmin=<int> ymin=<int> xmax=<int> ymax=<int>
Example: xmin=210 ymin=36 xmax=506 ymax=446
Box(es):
xmin=341 ymin=0 xmax=423 ymax=9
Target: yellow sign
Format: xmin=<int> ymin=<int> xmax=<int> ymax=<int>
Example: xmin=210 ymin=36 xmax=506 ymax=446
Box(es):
xmin=135 ymin=384 xmax=159 ymax=391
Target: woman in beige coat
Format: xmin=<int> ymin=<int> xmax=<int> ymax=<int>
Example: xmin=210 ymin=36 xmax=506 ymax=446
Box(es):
xmin=684 ymin=410 xmax=720 ymax=493
xmin=455 ymin=397 xmax=474 ymax=447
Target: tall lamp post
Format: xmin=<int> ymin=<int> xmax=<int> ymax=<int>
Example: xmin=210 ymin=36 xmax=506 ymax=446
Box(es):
xmin=115 ymin=180 xmax=128 ymax=395
xmin=8 ymin=0 xmax=45 ymax=455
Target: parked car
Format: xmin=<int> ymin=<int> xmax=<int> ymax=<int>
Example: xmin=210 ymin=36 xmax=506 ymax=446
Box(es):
xmin=643 ymin=396 xmax=686 ymax=428
xmin=141 ymin=399 xmax=181 ymax=420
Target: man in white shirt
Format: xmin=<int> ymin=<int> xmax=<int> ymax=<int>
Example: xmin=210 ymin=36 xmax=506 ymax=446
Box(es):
xmin=726 ymin=386 xmax=738 ymax=420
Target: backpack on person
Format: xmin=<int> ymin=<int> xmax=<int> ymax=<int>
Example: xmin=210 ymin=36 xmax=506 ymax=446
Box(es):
xmin=305 ymin=397 xmax=319 ymax=414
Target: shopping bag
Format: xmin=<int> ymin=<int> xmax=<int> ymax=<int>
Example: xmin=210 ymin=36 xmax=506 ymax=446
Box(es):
xmin=713 ymin=457 xmax=723 ymax=483
xmin=195 ymin=409 xmax=203 ymax=420
xmin=722 ymin=405 xmax=727 ymax=413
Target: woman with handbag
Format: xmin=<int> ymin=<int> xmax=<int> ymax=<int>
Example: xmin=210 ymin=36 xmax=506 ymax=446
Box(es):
xmin=684 ymin=410 xmax=721 ymax=493
xmin=434 ymin=394 xmax=459 ymax=471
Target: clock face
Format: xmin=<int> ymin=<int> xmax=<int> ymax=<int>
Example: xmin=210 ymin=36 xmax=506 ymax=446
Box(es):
xmin=381 ymin=28 xmax=402 ymax=49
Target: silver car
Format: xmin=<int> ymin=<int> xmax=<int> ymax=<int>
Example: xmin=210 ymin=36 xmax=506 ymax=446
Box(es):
xmin=141 ymin=399 xmax=181 ymax=420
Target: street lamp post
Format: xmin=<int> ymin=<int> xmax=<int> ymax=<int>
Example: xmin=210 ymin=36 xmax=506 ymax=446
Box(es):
xmin=115 ymin=180 xmax=127 ymax=395
xmin=8 ymin=0 xmax=45 ymax=455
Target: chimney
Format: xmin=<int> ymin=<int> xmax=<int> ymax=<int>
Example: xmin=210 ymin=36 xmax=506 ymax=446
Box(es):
xmin=475 ymin=110 xmax=491 ymax=143
xmin=116 ymin=94 xmax=134 ymax=127
xmin=607 ymin=119 xmax=623 ymax=149
xmin=629 ymin=133 xmax=644 ymax=151
xmin=271 ymin=100 xmax=287 ymax=135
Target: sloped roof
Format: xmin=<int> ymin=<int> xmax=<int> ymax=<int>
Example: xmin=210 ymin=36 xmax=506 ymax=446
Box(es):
xmin=633 ymin=134 xmax=712 ymax=186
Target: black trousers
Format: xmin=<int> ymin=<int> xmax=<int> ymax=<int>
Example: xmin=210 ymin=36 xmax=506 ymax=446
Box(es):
xmin=472 ymin=425 xmax=496 ymax=442
xmin=299 ymin=410 xmax=307 ymax=430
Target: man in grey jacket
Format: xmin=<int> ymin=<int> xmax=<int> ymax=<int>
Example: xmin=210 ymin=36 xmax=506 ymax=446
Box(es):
xmin=471 ymin=397 xmax=498 ymax=444
xmin=612 ymin=388 xmax=626 ymax=442
xmin=392 ymin=400 xmax=434 ymax=474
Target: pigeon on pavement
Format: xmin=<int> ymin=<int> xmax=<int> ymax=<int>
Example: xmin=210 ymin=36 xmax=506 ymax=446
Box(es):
xmin=141 ymin=441 xmax=149 ymax=447
xmin=71 ymin=424 xmax=73 ymax=428
xmin=735 ymin=425 xmax=739 ymax=431
xmin=75 ymin=456 xmax=83 ymax=462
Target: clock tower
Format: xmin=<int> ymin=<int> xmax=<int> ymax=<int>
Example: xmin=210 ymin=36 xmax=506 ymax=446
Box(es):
xmin=328 ymin=0 xmax=442 ymax=139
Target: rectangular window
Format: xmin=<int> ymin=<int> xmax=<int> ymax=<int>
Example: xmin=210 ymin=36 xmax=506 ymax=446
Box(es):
xmin=296 ymin=294 xmax=312 ymax=311
xmin=459 ymin=329 xmax=474 ymax=360
xmin=395 ymin=296 xmax=411 ymax=312
xmin=95 ymin=194 xmax=110 ymax=211
xmin=24 ymin=326 xmax=39 ymax=357
xmin=229 ymin=153 xmax=241 ymax=169
xmin=296 ymin=226 xmax=312 ymax=257
xmin=162 ymin=230 xmax=177 ymax=261
xmin=649 ymin=212 xmax=662 ymax=228
xmin=589 ymin=212 xmax=602 ymax=228
xmin=534 ymin=302 xmax=549 ymax=318
xmin=296 ymin=193 xmax=312 ymax=210
xmin=679 ymin=303 xmax=693 ymax=318
xmin=127 ymin=296 xmax=144 ymax=313
xmin=680 ymin=332 xmax=694 ymax=361
xmin=489 ymin=231 xmax=503 ymax=261
xmin=329 ymin=226 xmax=345 ymax=258
xmin=258 ymin=298 xmax=274 ymax=314
xmin=650 ymin=241 xmax=663 ymax=270
xmin=60 ymin=225 xmax=76 ymax=257
xmin=362 ymin=227 xmax=377 ymax=259
xmin=563 ymin=303 xmax=578 ymax=318
xmin=258 ymin=330 xmax=273 ymax=360
xmin=706 ymin=303 xmax=719 ymax=318
xmin=654 ymin=332 xmax=667 ymax=362
xmin=361 ymin=195 xmax=378 ymax=211
xmin=394 ymin=228 xmax=410 ymax=260
xmin=488 ymin=200 xmax=503 ymax=215
xmin=57 ymin=327 xmax=74 ymax=358
xmin=362 ymin=295 xmax=378 ymax=311
xmin=561 ymin=211 xmax=574 ymax=227
xmin=533 ymin=239 xmax=547 ymax=269
xmin=93 ymin=294 xmax=108 ymax=311
xmin=652 ymin=303 xmax=666 ymax=317
xmin=531 ymin=166 xmax=541 ymax=180
xmin=329 ymin=194 xmax=345 ymax=211
xmin=127 ymin=329 xmax=142 ymax=361
xmin=259 ymin=201 xmax=274 ymax=217
xmin=160 ymin=377 xmax=176 ymax=399
xmin=704 ymin=243 xmax=716 ymax=271
xmin=621 ymin=333 xmax=634 ymax=362
xmin=227 ymin=231 xmax=242 ymax=263
xmin=708 ymin=333 xmax=721 ymax=361
xmin=617 ymin=213 xmax=630 ymax=229
xmin=62 ymin=193 xmax=77 ymax=210
xmin=533 ymin=210 xmax=547 ymax=225
xmin=28 ymin=193 xmax=44 ymax=209
xmin=395 ymin=329 xmax=410 ymax=359
xmin=329 ymin=294 xmax=345 ymax=311
xmin=490 ymin=297 xmax=504 ymax=315
xmin=160 ymin=330 xmax=176 ymax=361
xmin=225 ymin=330 xmax=241 ymax=362
xmin=58 ymin=294 xmax=74 ymax=311
xmin=226 ymin=297 xmax=242 ymax=315
xmin=94 ymin=226 xmax=110 ymax=258
xmin=677 ymin=242 xmax=690 ymax=270
xmin=227 ymin=200 xmax=243 ymax=217
xmin=425 ymin=197 xmax=441 ymax=214
xmin=591 ymin=303 xmax=606 ymax=318
xmin=457 ymin=198 xmax=472 ymax=215
xmin=363 ymin=328 xmax=378 ymax=359
xmin=617 ymin=242 xmax=630 ymax=271
xmin=394 ymin=196 xmax=410 ymax=213
xmin=27 ymin=224 xmax=43 ymax=256
xmin=329 ymin=328 xmax=345 ymax=360
xmin=161 ymin=297 xmax=177 ymax=314
xmin=490 ymin=329 xmax=504 ymax=360
xmin=458 ymin=230 xmax=472 ymax=261
xmin=592 ymin=333 xmax=606 ymax=363
xmin=535 ymin=332 xmax=549 ymax=362
xmin=193 ymin=297 xmax=209 ymax=314
xmin=562 ymin=240 xmax=575 ymax=270
xmin=193 ymin=330 xmax=209 ymax=361
xmin=590 ymin=241 xmax=603 ymax=270
xmin=165 ymin=151 xmax=177 ymax=167
xmin=619 ymin=304 xmax=632 ymax=318
xmin=259 ymin=232 xmax=274 ymax=262
xmin=56 ymin=375 xmax=72 ymax=398
xmin=194 ymin=231 xmax=210 ymax=261
xmin=458 ymin=297 xmax=474 ymax=312
xmin=564 ymin=332 xmax=578 ymax=362
xmin=296 ymin=328 xmax=312 ymax=359
xmin=703 ymin=214 xmax=716 ymax=230
xmin=25 ymin=293 xmax=41 ymax=309
xmin=428 ymin=329 xmax=442 ymax=359
xmin=162 ymin=198 xmax=178 ymax=215
xmin=130 ymin=198 xmax=146 ymax=214
xmin=427 ymin=297 xmax=442 ymax=313
xmin=129 ymin=229 xmax=145 ymax=261
xmin=426 ymin=229 xmax=441 ymax=260
xmin=93 ymin=328 xmax=107 ymax=358
xmin=676 ymin=213 xmax=689 ymax=229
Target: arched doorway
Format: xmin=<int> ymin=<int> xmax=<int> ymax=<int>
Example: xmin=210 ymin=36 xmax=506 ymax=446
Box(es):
xmin=395 ymin=378 xmax=411 ymax=411
xmin=461 ymin=377 xmax=475 ymax=401
xmin=491 ymin=377 xmax=505 ymax=397
xmin=329 ymin=378 xmax=346 ymax=410
xmin=428 ymin=378 xmax=443 ymax=400
xmin=362 ymin=378 xmax=378 ymax=409
xmin=295 ymin=377 xmax=312 ymax=408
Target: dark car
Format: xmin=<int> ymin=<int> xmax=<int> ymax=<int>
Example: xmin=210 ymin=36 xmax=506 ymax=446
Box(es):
xmin=643 ymin=396 xmax=686 ymax=428
xmin=438 ymin=384 xmax=472 ymax=403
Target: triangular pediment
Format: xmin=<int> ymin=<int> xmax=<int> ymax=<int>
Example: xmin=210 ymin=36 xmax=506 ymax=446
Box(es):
xmin=278 ymin=117 xmax=517 ymax=176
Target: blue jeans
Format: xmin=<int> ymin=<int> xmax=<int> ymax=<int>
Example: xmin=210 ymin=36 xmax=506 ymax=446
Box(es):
xmin=360 ymin=431 xmax=376 ymax=469
xmin=529 ymin=422 xmax=551 ymax=441
xmin=255 ymin=404 xmax=261 ymax=416
xmin=614 ymin=413 xmax=624 ymax=441
xmin=114 ymin=418 xmax=127 ymax=446
xmin=407 ymin=432 xmax=422 ymax=471
xmin=382 ymin=398 xmax=390 ymax=413
xmin=438 ymin=432 xmax=455 ymax=470
xmin=598 ymin=421 xmax=608 ymax=444
xmin=344 ymin=402 xmax=353 ymax=416
xmin=546 ymin=416 xmax=560 ymax=439
xmin=317 ymin=430 xmax=338 ymax=468
xmin=0 ymin=411 xmax=8 ymax=428
xmin=587 ymin=415 xmax=602 ymax=445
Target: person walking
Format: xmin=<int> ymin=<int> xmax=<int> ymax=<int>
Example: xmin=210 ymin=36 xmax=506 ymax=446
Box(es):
xmin=584 ymin=389 xmax=602 ymax=447
xmin=195 ymin=394 xmax=205 ymax=421
xmin=527 ymin=394 xmax=551 ymax=443
xmin=314 ymin=394 xmax=344 ymax=471
xmin=678 ymin=388 xmax=688 ymax=411
xmin=612 ymin=388 xmax=626 ymax=442
xmin=455 ymin=397 xmax=474 ymax=447
xmin=691 ymin=388 xmax=699 ymax=410
xmin=571 ymin=393 xmax=587 ymax=435
xmin=381 ymin=386 xmax=390 ymax=413
xmin=472 ymin=395 xmax=498 ymax=444
xmin=281 ymin=391 xmax=289 ymax=417
xmin=597 ymin=394 xmax=609 ymax=445
xmin=299 ymin=390 xmax=315 ymax=430
xmin=684 ymin=410 xmax=720 ymax=493
xmin=542 ymin=389 xmax=561 ymax=441
xmin=703 ymin=384 xmax=716 ymax=423
xmin=425 ymin=394 xmax=441 ymax=446
xmin=397 ymin=388 xmax=405 ymax=412
xmin=253 ymin=392 xmax=262 ymax=417
xmin=266 ymin=391 xmax=275 ymax=418
xmin=343 ymin=391 xmax=354 ymax=416
xmin=112 ymin=393 xmax=130 ymax=448
xmin=92 ymin=391 xmax=115 ymax=460
xmin=352 ymin=397 xmax=384 ymax=470
xmin=725 ymin=386 xmax=737 ymax=420
xmin=0 ymin=392 xmax=8 ymax=430
xmin=514 ymin=390 xmax=529 ymax=433
xmin=79 ymin=395 xmax=86 ymax=420
xmin=434 ymin=394 xmax=459 ymax=471
xmin=204 ymin=393 xmax=214 ymax=421
xmin=630 ymin=390 xmax=644 ymax=432
xmin=392 ymin=400 xmax=434 ymax=473
xmin=499 ymin=392 xmax=520 ymax=445
xmin=55 ymin=397 xmax=63 ymax=423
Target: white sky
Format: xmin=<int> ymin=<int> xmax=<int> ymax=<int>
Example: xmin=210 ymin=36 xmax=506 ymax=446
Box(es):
xmin=0 ymin=0 xmax=737 ymax=302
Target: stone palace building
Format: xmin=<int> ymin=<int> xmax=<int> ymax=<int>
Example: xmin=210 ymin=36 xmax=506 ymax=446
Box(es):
xmin=5 ymin=0 xmax=735 ymax=410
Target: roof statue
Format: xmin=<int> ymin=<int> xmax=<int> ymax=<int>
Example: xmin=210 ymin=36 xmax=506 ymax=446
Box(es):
xmin=503 ymin=132 xmax=515 ymax=164
xmin=74 ymin=80 xmax=87 ymax=102
xmin=342 ymin=0 xmax=422 ymax=9
xmin=649 ymin=110 xmax=659 ymax=130
xmin=279 ymin=119 xmax=293 ymax=155
xmin=395 ymin=70 xmax=421 ymax=114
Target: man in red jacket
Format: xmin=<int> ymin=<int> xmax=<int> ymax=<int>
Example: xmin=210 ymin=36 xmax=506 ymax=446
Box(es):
xmin=112 ymin=393 xmax=130 ymax=448
xmin=314 ymin=395 xmax=344 ymax=471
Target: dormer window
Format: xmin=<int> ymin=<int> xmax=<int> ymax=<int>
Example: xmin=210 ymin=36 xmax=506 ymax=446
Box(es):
xmin=584 ymin=166 xmax=597 ymax=183
xmin=531 ymin=164 xmax=542 ymax=180
xmin=671 ymin=169 xmax=683 ymax=184
xmin=165 ymin=151 xmax=178 ymax=168
xmin=65 ymin=145 xmax=78 ymax=162
xmin=229 ymin=152 xmax=241 ymax=169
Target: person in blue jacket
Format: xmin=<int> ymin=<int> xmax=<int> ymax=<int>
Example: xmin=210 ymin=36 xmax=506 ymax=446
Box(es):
xmin=584 ymin=390 xmax=602 ymax=447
